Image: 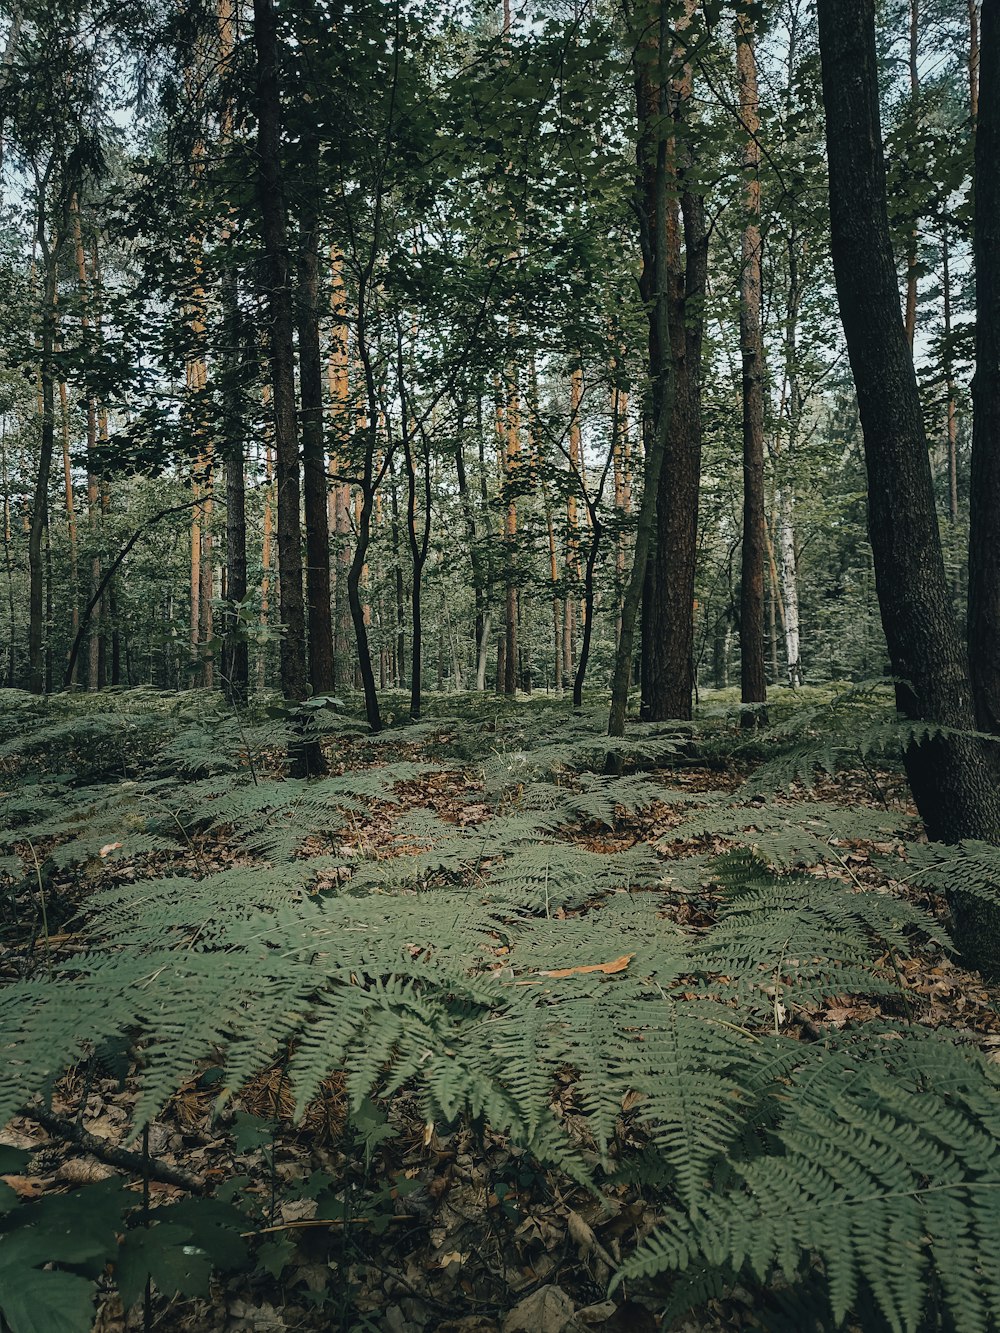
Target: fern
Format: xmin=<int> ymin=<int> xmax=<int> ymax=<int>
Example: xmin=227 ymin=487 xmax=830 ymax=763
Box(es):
xmin=616 ymin=1027 xmax=1000 ymax=1333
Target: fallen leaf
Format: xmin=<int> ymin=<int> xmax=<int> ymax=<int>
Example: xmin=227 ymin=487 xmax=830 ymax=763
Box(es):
xmin=1 ymin=1174 xmax=48 ymax=1198
xmin=537 ymin=954 xmax=634 ymax=980
xmin=99 ymin=842 xmax=123 ymax=858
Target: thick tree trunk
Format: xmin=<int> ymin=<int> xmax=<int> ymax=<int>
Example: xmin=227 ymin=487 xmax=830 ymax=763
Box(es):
xmin=736 ymin=11 xmax=768 ymax=726
xmin=640 ymin=186 xmax=706 ymax=721
xmin=969 ymin=0 xmax=1000 ymax=733
xmin=253 ymin=0 xmax=323 ymax=772
xmin=297 ymin=206 xmax=335 ymax=696
xmin=819 ymin=0 xmax=1000 ymax=975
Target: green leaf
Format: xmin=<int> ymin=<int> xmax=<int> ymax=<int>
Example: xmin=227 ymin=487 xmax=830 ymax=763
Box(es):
xmin=0 ymin=1149 xmax=30 ymax=1174
xmin=255 ymin=1235 xmax=295 ymax=1278
xmin=0 ymin=1267 xmax=96 ymax=1333
xmin=116 ymin=1223 xmax=213 ymax=1310
xmin=230 ymin=1112 xmax=276 ymax=1153
xmin=158 ymin=1198 xmax=249 ymax=1271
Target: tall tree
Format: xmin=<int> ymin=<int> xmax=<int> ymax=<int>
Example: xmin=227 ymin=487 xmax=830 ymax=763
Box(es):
xmin=736 ymin=8 xmax=768 ymax=725
xmin=252 ymin=0 xmax=323 ymax=771
xmin=297 ymin=181 xmax=335 ymax=697
xmin=969 ymin=0 xmax=1000 ymax=734
xmin=818 ymin=0 xmax=1000 ymax=976
xmin=608 ymin=0 xmax=676 ymax=751
xmin=640 ymin=0 xmax=707 ymax=724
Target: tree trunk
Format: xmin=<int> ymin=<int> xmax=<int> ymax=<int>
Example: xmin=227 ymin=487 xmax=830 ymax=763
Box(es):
xmin=904 ymin=0 xmax=920 ymax=348
xmin=297 ymin=201 xmax=335 ymax=696
xmin=736 ymin=10 xmax=768 ymax=727
xmin=220 ymin=259 xmax=249 ymax=705
xmin=969 ymin=0 xmax=1000 ymax=733
xmin=503 ymin=363 xmax=520 ymax=696
xmin=819 ymin=0 xmax=1000 ymax=975
xmin=607 ymin=0 xmax=676 ymax=754
xmin=253 ymin=0 xmax=323 ymax=772
xmin=640 ymin=1 xmax=705 ymax=724
xmin=28 ymin=241 xmax=57 ymax=694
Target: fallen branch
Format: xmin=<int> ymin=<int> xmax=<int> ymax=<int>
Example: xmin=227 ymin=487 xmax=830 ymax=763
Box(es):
xmin=21 ymin=1107 xmax=208 ymax=1194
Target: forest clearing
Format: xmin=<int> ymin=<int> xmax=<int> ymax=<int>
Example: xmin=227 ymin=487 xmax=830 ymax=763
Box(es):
xmin=2 ymin=0 xmax=1000 ymax=1328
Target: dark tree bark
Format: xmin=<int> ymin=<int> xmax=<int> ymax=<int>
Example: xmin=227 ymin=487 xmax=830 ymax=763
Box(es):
xmin=819 ymin=0 xmax=1000 ymax=975
xmin=736 ymin=10 xmax=768 ymax=727
xmin=297 ymin=197 xmax=336 ymax=697
xmin=607 ymin=0 xmax=676 ymax=755
xmin=220 ymin=259 xmax=249 ymax=706
xmin=402 ymin=424 xmax=431 ymax=720
xmin=640 ymin=182 xmax=707 ymax=721
xmin=970 ymin=0 xmax=1000 ymax=734
xmin=28 ymin=242 xmax=57 ymax=694
xmin=253 ymin=0 xmax=323 ymax=773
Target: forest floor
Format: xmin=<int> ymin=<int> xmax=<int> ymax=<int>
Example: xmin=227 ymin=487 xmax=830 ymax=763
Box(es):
xmin=1 ymin=686 xmax=998 ymax=1333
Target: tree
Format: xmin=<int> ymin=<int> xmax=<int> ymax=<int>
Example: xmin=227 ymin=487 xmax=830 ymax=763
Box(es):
xmin=969 ymin=0 xmax=1000 ymax=734
xmin=818 ymin=0 xmax=1000 ymax=975
xmin=639 ymin=0 xmax=707 ymax=724
xmin=608 ymin=0 xmax=676 ymax=750
xmin=736 ymin=8 xmax=768 ymax=726
xmin=252 ymin=0 xmax=324 ymax=771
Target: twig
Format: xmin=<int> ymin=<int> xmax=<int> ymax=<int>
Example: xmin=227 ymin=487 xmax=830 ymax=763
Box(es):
xmin=21 ymin=1107 xmax=208 ymax=1193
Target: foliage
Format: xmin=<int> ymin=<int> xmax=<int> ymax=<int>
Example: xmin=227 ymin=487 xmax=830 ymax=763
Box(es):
xmin=0 ymin=691 xmax=998 ymax=1330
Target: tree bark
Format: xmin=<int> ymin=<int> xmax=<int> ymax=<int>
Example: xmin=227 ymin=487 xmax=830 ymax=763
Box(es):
xmin=253 ymin=0 xmax=323 ymax=772
xmin=220 ymin=259 xmax=249 ymax=705
xmin=640 ymin=0 xmax=705 ymax=724
xmin=28 ymin=229 xmax=58 ymax=695
xmin=819 ymin=0 xmax=1000 ymax=975
xmin=297 ymin=199 xmax=335 ymax=696
xmin=969 ymin=0 xmax=1000 ymax=733
xmin=607 ymin=0 xmax=676 ymax=755
xmin=736 ymin=10 xmax=768 ymax=726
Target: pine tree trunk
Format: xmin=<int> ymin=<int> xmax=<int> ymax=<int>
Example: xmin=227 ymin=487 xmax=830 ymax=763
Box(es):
xmin=253 ymin=0 xmax=322 ymax=771
xmin=297 ymin=203 xmax=335 ymax=696
xmin=969 ymin=0 xmax=1000 ymax=733
xmin=607 ymin=0 xmax=676 ymax=752
xmin=29 ymin=240 xmax=58 ymax=695
xmin=819 ymin=0 xmax=1000 ymax=975
xmin=220 ymin=258 xmax=249 ymax=705
xmin=736 ymin=10 xmax=768 ymax=726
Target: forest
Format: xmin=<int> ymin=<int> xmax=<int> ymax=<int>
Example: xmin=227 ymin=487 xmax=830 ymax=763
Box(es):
xmin=2 ymin=0 xmax=1000 ymax=1329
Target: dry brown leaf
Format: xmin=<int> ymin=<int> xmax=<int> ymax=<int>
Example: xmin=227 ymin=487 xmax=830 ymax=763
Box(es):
xmin=1 ymin=1174 xmax=49 ymax=1198
xmin=537 ymin=954 xmax=634 ymax=980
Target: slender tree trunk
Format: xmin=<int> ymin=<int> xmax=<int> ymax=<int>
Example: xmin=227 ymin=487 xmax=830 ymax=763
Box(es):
xmin=971 ymin=0 xmax=980 ymax=122
xmin=608 ymin=0 xmax=676 ymax=753
xmin=57 ymin=373 xmax=79 ymax=684
xmin=942 ymin=226 xmax=960 ymax=528
xmin=819 ymin=0 xmax=1000 ymax=975
xmin=1 ymin=419 xmax=15 ymax=685
xmin=253 ymin=0 xmax=323 ymax=772
xmin=259 ymin=433 xmax=274 ymax=691
xmin=403 ymin=429 xmax=431 ymax=719
xmin=455 ymin=421 xmax=487 ymax=690
xmin=503 ymin=362 xmax=520 ymax=695
xmin=297 ymin=199 xmax=335 ymax=696
xmin=737 ymin=10 xmax=768 ymax=726
xmin=28 ymin=242 xmax=58 ymax=694
xmin=220 ymin=259 xmax=249 ymax=704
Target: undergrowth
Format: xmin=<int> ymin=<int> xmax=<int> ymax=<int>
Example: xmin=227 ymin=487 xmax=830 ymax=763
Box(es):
xmin=0 ymin=685 xmax=998 ymax=1332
